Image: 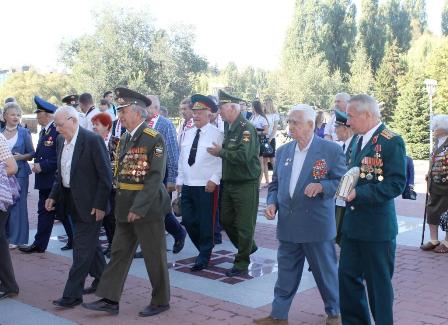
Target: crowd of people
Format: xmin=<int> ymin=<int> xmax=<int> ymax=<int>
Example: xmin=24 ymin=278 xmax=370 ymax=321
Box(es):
xmin=0 ymin=86 xmax=441 ymax=324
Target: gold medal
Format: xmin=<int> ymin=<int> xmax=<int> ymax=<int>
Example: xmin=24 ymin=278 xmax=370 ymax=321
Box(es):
xmin=360 ymin=172 xmax=366 ymax=178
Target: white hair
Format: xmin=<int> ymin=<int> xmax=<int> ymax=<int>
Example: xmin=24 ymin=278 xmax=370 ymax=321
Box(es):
xmin=147 ymin=95 xmax=160 ymax=109
xmin=349 ymin=94 xmax=381 ymax=119
xmin=55 ymin=105 xmax=79 ymax=122
xmin=335 ymin=92 xmax=351 ymax=102
xmin=290 ymin=104 xmax=316 ymax=127
xmin=432 ymin=114 xmax=448 ymax=132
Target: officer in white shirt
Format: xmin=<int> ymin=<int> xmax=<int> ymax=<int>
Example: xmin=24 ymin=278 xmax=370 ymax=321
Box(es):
xmin=324 ymin=92 xmax=350 ymax=142
xmin=176 ymin=94 xmax=223 ymax=272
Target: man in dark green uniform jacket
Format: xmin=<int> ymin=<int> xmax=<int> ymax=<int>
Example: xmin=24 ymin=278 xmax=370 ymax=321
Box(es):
xmin=207 ymin=90 xmax=261 ymax=277
xmin=83 ymin=87 xmax=171 ymax=317
xmin=339 ymin=94 xmax=406 ymax=324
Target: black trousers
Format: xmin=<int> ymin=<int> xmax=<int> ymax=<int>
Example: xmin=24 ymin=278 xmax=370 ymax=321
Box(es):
xmin=103 ymin=189 xmax=116 ymax=245
xmin=0 ymin=210 xmax=19 ymax=293
xmin=34 ymin=189 xmax=74 ymax=250
xmin=61 ymin=188 xmax=105 ymax=299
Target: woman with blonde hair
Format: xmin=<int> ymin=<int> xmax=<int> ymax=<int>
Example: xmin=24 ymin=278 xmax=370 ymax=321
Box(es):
xmin=262 ymin=98 xmax=279 ymax=185
xmin=1 ymin=102 xmax=34 ymax=248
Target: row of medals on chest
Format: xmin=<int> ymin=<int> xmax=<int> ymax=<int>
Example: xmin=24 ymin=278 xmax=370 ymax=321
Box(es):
xmin=431 ymin=149 xmax=448 ymax=182
xmin=120 ymin=147 xmax=149 ymax=182
xmin=360 ymin=145 xmax=384 ymax=182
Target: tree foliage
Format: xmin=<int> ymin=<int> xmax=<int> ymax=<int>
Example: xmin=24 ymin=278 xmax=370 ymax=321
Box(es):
xmin=442 ymin=1 xmax=448 ymax=37
xmin=391 ymin=68 xmax=429 ymax=159
xmin=283 ymin=0 xmax=356 ymax=75
xmin=358 ymin=0 xmax=387 ymax=72
xmin=0 ymin=70 xmax=76 ymax=114
xmin=374 ymin=41 xmax=406 ymax=123
xmin=59 ymin=8 xmax=207 ymax=111
xmin=403 ymin=0 xmax=427 ymax=38
xmin=348 ymin=45 xmax=374 ymax=95
xmin=381 ymin=0 xmax=412 ymax=53
xmin=426 ymin=39 xmax=448 ymax=115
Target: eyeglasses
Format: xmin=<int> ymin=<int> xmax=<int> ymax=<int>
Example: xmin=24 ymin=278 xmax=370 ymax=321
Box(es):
xmin=55 ymin=117 xmax=73 ymax=128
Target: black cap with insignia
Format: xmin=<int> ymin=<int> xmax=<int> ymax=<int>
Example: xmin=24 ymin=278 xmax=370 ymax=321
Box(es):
xmin=62 ymin=94 xmax=79 ymax=106
xmin=218 ymin=89 xmax=244 ymax=105
xmin=114 ymin=87 xmax=152 ymax=110
xmin=191 ymin=94 xmax=218 ymax=113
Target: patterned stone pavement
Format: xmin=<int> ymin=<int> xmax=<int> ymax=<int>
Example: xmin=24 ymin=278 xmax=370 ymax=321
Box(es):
xmin=1 ymin=160 xmax=448 ymax=325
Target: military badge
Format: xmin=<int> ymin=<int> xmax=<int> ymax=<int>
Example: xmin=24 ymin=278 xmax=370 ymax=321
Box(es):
xmin=242 ymin=131 xmax=251 ymax=142
xmin=312 ymin=159 xmax=328 ymax=179
xmin=44 ymin=136 xmax=54 ymax=147
xmin=154 ymin=144 xmax=164 ymax=158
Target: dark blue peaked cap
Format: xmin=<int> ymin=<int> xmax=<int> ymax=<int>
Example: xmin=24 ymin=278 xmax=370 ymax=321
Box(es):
xmin=34 ymin=96 xmax=57 ymax=114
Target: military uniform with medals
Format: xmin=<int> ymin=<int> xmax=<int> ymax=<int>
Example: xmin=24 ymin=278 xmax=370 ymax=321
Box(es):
xmin=94 ymin=88 xmax=171 ymax=309
xmin=426 ymin=137 xmax=448 ymax=224
xmin=218 ymin=90 xmax=261 ymax=276
xmin=339 ymin=123 xmax=406 ymax=324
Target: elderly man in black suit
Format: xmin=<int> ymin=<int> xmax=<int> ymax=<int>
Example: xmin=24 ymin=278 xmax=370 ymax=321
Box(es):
xmin=45 ymin=105 xmax=112 ymax=308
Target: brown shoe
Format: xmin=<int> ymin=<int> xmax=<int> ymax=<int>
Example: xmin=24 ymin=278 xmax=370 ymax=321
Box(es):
xmin=253 ymin=316 xmax=288 ymax=324
xmin=326 ymin=315 xmax=342 ymax=325
xmin=434 ymin=242 xmax=448 ymax=253
xmin=420 ymin=241 xmax=440 ymax=251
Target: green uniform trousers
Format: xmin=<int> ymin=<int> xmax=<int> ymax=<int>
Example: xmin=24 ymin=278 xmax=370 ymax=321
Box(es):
xmin=95 ymin=218 xmax=170 ymax=305
xmin=220 ymin=181 xmax=259 ymax=270
xmin=339 ymin=236 xmax=396 ymax=325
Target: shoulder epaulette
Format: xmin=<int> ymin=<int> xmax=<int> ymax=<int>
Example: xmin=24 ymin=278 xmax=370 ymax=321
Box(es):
xmin=380 ymin=129 xmax=396 ymax=140
xmin=143 ymin=128 xmax=158 ymax=137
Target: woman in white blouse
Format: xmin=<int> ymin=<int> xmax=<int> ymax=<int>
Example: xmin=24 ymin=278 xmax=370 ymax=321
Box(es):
xmin=249 ymin=100 xmax=269 ymax=187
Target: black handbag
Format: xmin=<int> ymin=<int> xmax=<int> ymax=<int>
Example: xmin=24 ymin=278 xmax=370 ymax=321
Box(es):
xmin=402 ymin=185 xmax=417 ymax=200
xmin=260 ymin=137 xmax=274 ymax=156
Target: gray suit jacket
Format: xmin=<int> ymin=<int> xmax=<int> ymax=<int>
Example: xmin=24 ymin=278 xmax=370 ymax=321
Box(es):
xmin=267 ymin=136 xmax=346 ymax=243
xmin=50 ymin=127 xmax=112 ymax=223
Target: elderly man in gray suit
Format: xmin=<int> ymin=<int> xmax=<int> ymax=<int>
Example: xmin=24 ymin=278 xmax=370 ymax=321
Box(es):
xmin=254 ymin=104 xmax=346 ymax=325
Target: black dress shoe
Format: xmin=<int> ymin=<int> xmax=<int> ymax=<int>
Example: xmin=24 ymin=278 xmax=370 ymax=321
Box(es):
xmin=83 ymin=278 xmax=99 ymax=295
xmin=53 ymin=297 xmax=82 ymax=308
xmin=250 ymin=245 xmax=258 ymax=254
xmin=225 ymin=267 xmax=247 ymax=277
xmin=190 ymin=263 xmax=206 ymax=272
xmin=82 ymin=298 xmax=119 ymax=315
xmin=60 ymin=243 xmax=73 ymax=251
xmin=19 ymin=244 xmax=45 ymax=254
xmin=172 ymin=231 xmax=186 ymax=254
xmin=134 ymin=251 xmax=144 ymax=258
xmin=0 ymin=291 xmax=18 ymax=300
xmin=139 ymin=304 xmax=170 ymax=317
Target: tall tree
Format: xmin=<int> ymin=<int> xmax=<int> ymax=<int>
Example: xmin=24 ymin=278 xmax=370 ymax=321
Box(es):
xmin=59 ymin=8 xmax=207 ymax=111
xmin=374 ymin=41 xmax=406 ymax=124
xmin=358 ymin=0 xmax=387 ymax=72
xmin=283 ymin=0 xmax=356 ymax=75
xmin=403 ymin=0 xmax=427 ymax=38
xmin=442 ymin=1 xmax=448 ymax=36
xmin=391 ymin=68 xmax=429 ymax=159
xmin=0 ymin=70 xmax=75 ymax=114
xmin=381 ymin=0 xmax=412 ymax=53
xmin=348 ymin=45 xmax=374 ymax=95
xmin=426 ymin=39 xmax=448 ymax=115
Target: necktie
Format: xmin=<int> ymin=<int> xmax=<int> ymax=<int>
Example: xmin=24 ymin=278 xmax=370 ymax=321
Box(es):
xmin=188 ymin=129 xmax=201 ymax=166
xmin=355 ymin=136 xmax=363 ymax=155
xmin=40 ymin=128 xmax=46 ymax=137
xmin=342 ymin=143 xmax=346 ymax=153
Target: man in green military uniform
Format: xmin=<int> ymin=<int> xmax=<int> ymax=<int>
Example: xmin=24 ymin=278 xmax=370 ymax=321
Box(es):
xmin=207 ymin=90 xmax=261 ymax=277
xmin=82 ymin=87 xmax=171 ymax=317
xmin=339 ymin=94 xmax=406 ymax=324
xmin=333 ymin=110 xmax=358 ymax=245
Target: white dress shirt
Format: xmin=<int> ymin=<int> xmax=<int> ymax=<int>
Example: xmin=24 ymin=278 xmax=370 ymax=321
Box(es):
xmin=359 ymin=122 xmax=382 ymax=150
xmin=85 ymin=107 xmax=101 ymax=131
xmin=176 ymin=123 xmax=223 ymax=187
xmin=336 ymin=135 xmax=353 ymax=208
xmin=437 ymin=136 xmax=448 ymax=149
xmin=289 ymin=136 xmax=313 ymax=197
xmin=61 ymin=126 xmax=80 ymax=188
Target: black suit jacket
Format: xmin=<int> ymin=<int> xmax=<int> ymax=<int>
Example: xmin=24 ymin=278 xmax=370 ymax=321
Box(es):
xmin=50 ymin=127 xmax=112 ymax=223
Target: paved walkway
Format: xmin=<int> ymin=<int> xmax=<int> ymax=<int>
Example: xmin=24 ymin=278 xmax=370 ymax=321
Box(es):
xmin=2 ymin=160 xmax=448 ymax=325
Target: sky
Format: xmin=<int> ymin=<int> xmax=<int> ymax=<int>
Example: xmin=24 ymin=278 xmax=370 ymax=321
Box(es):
xmin=0 ymin=0 xmax=444 ymax=71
